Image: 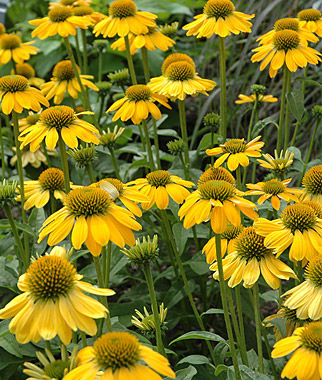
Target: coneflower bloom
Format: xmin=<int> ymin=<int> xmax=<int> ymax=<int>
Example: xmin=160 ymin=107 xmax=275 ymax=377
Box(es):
xmin=251 ymin=29 xmax=321 ymax=78
xmin=183 ymin=0 xmax=254 ymax=38
xmin=271 ymin=322 xmax=322 ymax=380
xmin=128 ymin=170 xmax=194 ymax=210
xmin=0 ymin=75 xmax=49 ymax=115
xmin=106 ymin=84 xmax=171 ymax=125
xmin=10 ymin=147 xmax=54 ymax=168
xmin=257 ymin=149 xmax=294 ymax=178
xmin=283 ymin=257 xmax=322 ymax=320
xmin=206 ymin=136 xmax=264 ymax=171
xmin=72 ymin=5 xmax=104 ymax=25
xmin=198 ymin=165 xmax=236 ymax=186
xmin=41 ymin=60 xmax=98 ymax=104
xmin=178 ymin=180 xmax=258 ymax=233
xmin=0 ymin=33 xmax=38 ymax=64
xmin=0 ymin=247 xmax=115 ymax=345
xmin=301 ymin=165 xmax=322 ymax=203
xmin=210 ymin=227 xmax=296 ymax=288
xmin=19 ymin=106 xmax=100 ymax=152
xmin=246 ymin=178 xmax=301 ymax=210
xmin=298 ymin=8 xmax=322 ymax=36
xmin=38 ymin=186 xmax=142 ymax=255
xmin=254 ymin=203 xmax=322 ymax=262
xmin=30 ymin=5 xmax=91 ymax=39
xmin=235 ymin=93 xmax=278 ymax=104
xmin=63 ymin=331 xmax=175 ymax=380
xmin=93 ymin=0 xmax=157 ymax=38
xmin=13 ymin=63 xmax=44 ymax=88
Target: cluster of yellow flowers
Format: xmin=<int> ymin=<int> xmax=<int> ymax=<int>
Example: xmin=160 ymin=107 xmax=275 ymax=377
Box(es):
xmin=0 ymin=0 xmax=321 ymax=379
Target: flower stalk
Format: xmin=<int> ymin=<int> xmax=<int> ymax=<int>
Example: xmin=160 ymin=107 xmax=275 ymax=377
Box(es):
xmin=142 ymin=119 xmax=156 ymax=171
xmin=277 ymin=65 xmax=290 ymax=153
xmin=81 ymin=29 xmax=88 ymax=74
xmin=58 ymin=137 xmax=70 ymax=192
xmin=253 ymin=282 xmax=263 ymax=372
xmin=124 ymin=35 xmax=137 ymax=85
xmin=178 ymin=100 xmax=190 ymax=178
xmin=218 ymin=37 xmax=227 ymax=140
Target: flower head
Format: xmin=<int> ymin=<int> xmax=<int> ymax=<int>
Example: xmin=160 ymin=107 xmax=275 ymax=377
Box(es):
xmin=301 ymin=165 xmax=322 ymax=203
xmin=30 ymin=5 xmax=91 ymax=39
xmin=68 ymin=145 xmax=96 ymax=168
xmin=198 ymin=166 xmax=235 ymax=186
xmin=0 ymin=34 xmax=38 ymax=64
xmin=183 ymin=0 xmax=254 ymax=38
xmin=122 ymin=235 xmax=159 ymax=263
xmin=206 ymin=136 xmax=264 ymax=171
xmin=167 ymin=138 xmax=184 ymax=156
xmin=41 ymin=60 xmax=98 ymax=104
xmin=235 ymin=93 xmax=278 ymax=104
xmin=0 ymin=179 xmax=18 ymax=206
xmin=93 ymin=0 xmax=157 ymax=38
xmin=0 ymin=75 xmax=49 ymax=114
xmin=246 ymin=178 xmax=301 ymax=210
xmin=178 ymin=180 xmax=258 ymax=234
xmin=257 ymin=149 xmax=294 ymax=178
xmin=254 ymin=203 xmax=322 ymax=261
xmin=271 ymin=321 xmax=322 ymax=380
xmin=210 ymin=227 xmax=296 ymax=288
xmin=99 ymin=126 xmax=124 ymax=148
xmin=108 ymin=68 xmax=129 ymax=86
xmin=72 ymin=5 xmax=103 ymax=25
xmin=161 ymin=53 xmax=195 ymax=74
xmin=132 ymin=303 xmax=167 ymax=332
xmin=10 ymin=146 xmax=55 ymax=168
xmin=251 ymin=29 xmax=321 ymax=78
xmin=0 ymin=247 xmax=115 ymax=344
xmin=38 ymin=187 xmax=142 ymax=255
xmin=129 ymin=170 xmax=194 ymax=210
xmin=160 ymin=22 xmax=179 ymax=37
xmin=14 ymin=63 xmax=44 ymax=88
xmin=283 ymin=257 xmax=322 ymax=320
xmin=298 ymin=8 xmax=322 ymax=36
xmin=19 ymin=106 xmax=100 ymax=152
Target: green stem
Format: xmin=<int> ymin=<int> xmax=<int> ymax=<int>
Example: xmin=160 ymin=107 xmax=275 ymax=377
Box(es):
xmin=0 ymin=117 xmax=6 ymax=180
xmin=218 ymin=37 xmax=227 ymax=140
xmin=103 ymin=242 xmax=112 ymax=287
xmin=85 ymin=163 xmax=95 ymax=183
xmin=93 ymin=256 xmax=112 ymax=332
xmin=178 ymin=153 xmax=190 ymax=182
xmin=142 ymin=119 xmax=156 ymax=171
xmin=277 ymin=65 xmax=290 ymax=153
xmin=215 ymin=234 xmax=241 ymax=379
xmin=160 ymin=210 xmax=218 ymax=366
xmin=143 ymin=262 xmax=166 ymax=356
xmin=247 ymin=95 xmax=259 ymax=142
xmin=253 ymin=283 xmax=263 ymax=373
xmin=42 ymin=142 xmax=51 ymax=167
xmin=210 ymin=122 xmax=215 ymax=165
xmin=302 ymin=117 xmax=320 ymax=176
xmin=74 ymin=32 xmax=83 ymax=69
xmin=50 ymin=196 xmax=56 ymax=214
xmin=108 ymin=146 xmax=121 ymax=180
xmin=80 ymin=331 xmax=87 ymax=347
xmin=124 ymin=35 xmax=137 ymax=85
xmin=58 ymin=137 xmax=70 ymax=192
xmin=302 ymin=65 xmax=308 ymax=96
xmin=152 ymin=119 xmax=161 ymax=169
xmin=235 ymin=286 xmax=248 ymax=365
xmin=141 ymin=47 xmax=150 ymax=83
xmin=81 ymin=29 xmax=88 ymax=74
xmin=178 ymin=100 xmax=190 ymax=178
xmin=236 ymin=166 xmax=242 ymax=190
xmin=98 ymin=49 xmax=103 ymax=82
xmin=70 ymin=97 xmax=77 ymax=112
xmin=12 ymin=111 xmax=29 ymax=264
xmin=283 ymin=70 xmax=292 ymax=152
xmin=262 ymin=325 xmax=279 ymax=380
xmin=3 ymin=203 xmax=28 ymax=269
xmin=290 ymin=120 xmax=300 ymax=147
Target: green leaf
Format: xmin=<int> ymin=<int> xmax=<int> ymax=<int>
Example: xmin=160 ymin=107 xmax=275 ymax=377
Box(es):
xmin=201 ymin=308 xmax=225 ymax=317
xmin=170 ymin=331 xmax=226 ymax=345
xmin=198 ymin=133 xmax=219 ymax=151
xmin=287 ymin=88 xmax=305 ymax=121
xmin=15 ymin=223 xmax=35 ymax=237
xmin=173 ymin=365 xmax=197 ymax=380
xmin=172 ymin=223 xmax=189 ymax=255
xmin=178 ymin=355 xmax=210 ymax=365
xmin=215 ymin=364 xmax=228 ymax=376
xmin=264 ymin=317 xmax=286 ymax=338
xmin=251 ymin=118 xmax=278 ymax=139
xmin=0 ymin=335 xmax=22 ymax=358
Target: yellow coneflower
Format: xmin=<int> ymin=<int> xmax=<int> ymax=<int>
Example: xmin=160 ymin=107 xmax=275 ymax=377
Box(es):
xmin=30 ymin=5 xmax=91 ymax=39
xmin=10 ymin=147 xmax=55 ymax=168
xmin=38 ymin=187 xmax=142 ymax=255
xmin=0 ymin=247 xmax=115 ymax=345
xmin=0 ymin=22 xmax=6 ymax=38
xmin=63 ymin=331 xmax=175 ymax=380
xmin=298 ymin=8 xmax=322 ymax=37
xmin=257 ymin=17 xmax=319 ymax=46
xmin=161 ymin=53 xmax=196 ymax=74
xmin=283 ymin=257 xmax=322 ymax=320
xmin=111 ymin=27 xmax=175 ymax=54
xmin=251 ymin=29 xmax=321 ymax=78
xmin=271 ymin=322 xmax=322 ymax=380
xmin=92 ymin=178 xmax=149 ymax=217
xmin=93 ymin=0 xmax=157 ymax=38
xmin=72 ymin=5 xmax=104 ymax=25
xmin=107 ymin=84 xmax=171 ymax=125
xmin=0 ymin=34 xmax=38 ymax=65
xmin=246 ymin=178 xmax=301 ymax=210
xmin=128 ymin=170 xmax=194 ymax=210
xmin=198 ymin=165 xmax=236 ymax=186
xmin=132 ymin=303 xmax=167 ymax=331
xmin=301 ymin=164 xmax=322 ymax=203
xmin=19 ymin=106 xmax=100 ymax=152
xmin=210 ymin=227 xmax=296 ymax=288
xmin=18 ymin=112 xmax=40 ymax=132
xmin=235 ymin=93 xmax=278 ymax=104
xmin=41 ymin=60 xmax=98 ymax=104
xmin=49 ymin=0 xmax=92 ymax=9
xmin=178 ymin=180 xmax=258 ymax=233
xmin=257 ymin=149 xmax=294 ymax=177
xmin=203 ymin=224 xmax=243 ymax=264
xmin=206 ymin=136 xmax=264 ymax=171
xmin=17 ymin=168 xmax=72 ymax=210
xmin=302 ymin=200 xmax=322 ymax=218
xmin=13 ymin=63 xmax=44 ymax=88
xmin=183 ymin=0 xmax=254 ymax=38
xmin=149 ymin=58 xmax=216 ymax=101
xmin=254 ymin=203 xmax=322 ymax=262
xmin=0 ymin=75 xmax=49 ymax=115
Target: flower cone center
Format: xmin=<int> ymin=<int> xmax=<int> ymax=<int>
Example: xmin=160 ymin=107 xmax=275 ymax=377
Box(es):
xmin=236 ymin=227 xmax=272 ymax=260
xmin=198 ymin=180 xmax=235 ymax=201
xmin=16 ymin=63 xmax=35 ymax=79
xmin=26 ymin=255 xmax=76 ymax=301
xmin=298 ymin=9 xmax=321 ymax=21
xmin=302 ymin=201 xmax=322 ymax=218
xmin=53 ymin=60 xmax=76 ymax=81
xmin=65 ymin=187 xmax=112 ymax=217
xmin=305 ymin=257 xmax=322 ymax=287
xmin=147 ymin=170 xmax=171 ymax=187
xmin=274 ymin=18 xmax=299 ymax=31
xmin=109 ymin=0 xmax=137 ymax=18
xmin=204 ymin=0 xmax=234 ymax=19
xmin=165 ymin=61 xmax=195 ymax=81
xmin=1 ymin=34 xmax=21 ymax=49
xmin=223 ymin=139 xmax=247 ymax=153
xmin=94 ymin=332 xmax=140 ymax=370
xmin=221 ymin=224 xmax=243 ymax=241
xmin=199 ymin=166 xmax=235 ymax=186
xmin=40 ymin=106 xmax=76 ymax=131
xmin=26 ymin=114 xmax=40 ymax=126
xmin=38 ymin=168 xmax=65 ymax=191
xmin=48 ymin=6 xmax=72 ymax=22
xmin=73 ymin=6 xmax=93 ymax=16
xmin=273 ymin=30 xmax=300 ymax=51
xmin=126 ymin=85 xmax=152 ymax=102
xmin=303 ymin=165 xmax=322 ymax=196
xmin=161 ymin=53 xmax=195 ymax=74
xmin=299 ymin=322 xmax=322 ymax=353
xmin=281 ymin=204 xmax=317 ymax=233
xmin=0 ymin=75 xmax=29 ymax=92
xmin=44 ymin=360 xmax=69 ymax=379
xmin=262 ymin=180 xmax=285 ymax=195
xmin=281 ymin=305 xmax=300 ymax=323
